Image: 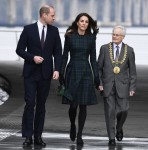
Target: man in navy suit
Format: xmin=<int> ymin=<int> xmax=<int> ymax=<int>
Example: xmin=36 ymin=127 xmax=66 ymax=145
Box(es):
xmin=16 ymin=5 xmax=62 ymax=147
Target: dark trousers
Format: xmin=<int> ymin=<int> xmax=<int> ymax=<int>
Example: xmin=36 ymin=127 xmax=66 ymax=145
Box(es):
xmin=104 ymin=84 xmax=129 ymax=140
xmin=22 ymin=76 xmax=51 ymax=138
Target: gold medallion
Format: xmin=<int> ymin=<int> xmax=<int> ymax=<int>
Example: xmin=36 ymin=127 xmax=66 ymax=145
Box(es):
xmin=113 ymin=66 xmax=120 ymax=74
xmin=109 ymin=42 xmax=127 ymax=64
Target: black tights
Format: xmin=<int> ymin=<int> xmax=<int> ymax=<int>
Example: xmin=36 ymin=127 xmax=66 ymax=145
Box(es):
xmin=69 ymin=103 xmax=87 ymax=138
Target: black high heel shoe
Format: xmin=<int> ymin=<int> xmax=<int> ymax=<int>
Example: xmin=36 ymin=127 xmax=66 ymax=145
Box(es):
xmin=77 ymin=136 xmax=84 ymax=146
xmin=70 ymin=124 xmax=76 ymax=141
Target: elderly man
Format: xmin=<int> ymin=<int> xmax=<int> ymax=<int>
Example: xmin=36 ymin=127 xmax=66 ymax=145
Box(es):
xmin=97 ymin=25 xmax=137 ymax=146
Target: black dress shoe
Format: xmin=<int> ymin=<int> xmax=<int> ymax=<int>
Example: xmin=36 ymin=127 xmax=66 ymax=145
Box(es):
xmin=108 ymin=139 xmax=116 ymax=146
xmin=23 ymin=137 xmax=33 ymax=146
xmin=70 ymin=124 xmax=76 ymax=141
xmin=116 ymin=129 xmax=123 ymax=141
xmin=34 ymin=137 xmax=46 ymax=147
xmin=77 ymin=137 xmax=84 ymax=146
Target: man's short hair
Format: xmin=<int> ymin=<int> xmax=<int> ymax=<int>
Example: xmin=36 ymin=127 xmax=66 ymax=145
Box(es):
xmin=113 ymin=25 xmax=126 ymax=36
xmin=39 ymin=5 xmax=50 ymax=17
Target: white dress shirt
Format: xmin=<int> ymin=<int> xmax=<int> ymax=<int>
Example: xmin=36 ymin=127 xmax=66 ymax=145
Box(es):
xmin=37 ymin=20 xmax=47 ymax=41
xmin=113 ymin=42 xmax=122 ymax=60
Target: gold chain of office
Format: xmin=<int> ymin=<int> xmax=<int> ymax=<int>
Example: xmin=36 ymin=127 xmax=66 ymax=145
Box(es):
xmin=109 ymin=42 xmax=127 ymax=65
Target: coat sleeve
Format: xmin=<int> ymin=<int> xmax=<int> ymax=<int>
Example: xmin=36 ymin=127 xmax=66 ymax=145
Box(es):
xmin=97 ymin=46 xmax=104 ymax=86
xmin=90 ymin=35 xmax=100 ymax=86
xmin=60 ymin=35 xmax=70 ymax=76
xmin=53 ymin=28 xmax=62 ymax=71
xmin=128 ymin=48 xmax=137 ymax=92
xmin=16 ymin=26 xmax=34 ymax=62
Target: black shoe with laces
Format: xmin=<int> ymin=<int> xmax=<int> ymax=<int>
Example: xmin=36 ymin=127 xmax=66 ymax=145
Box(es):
xmin=23 ymin=137 xmax=33 ymax=147
xmin=34 ymin=137 xmax=46 ymax=147
xmin=116 ymin=129 xmax=123 ymax=141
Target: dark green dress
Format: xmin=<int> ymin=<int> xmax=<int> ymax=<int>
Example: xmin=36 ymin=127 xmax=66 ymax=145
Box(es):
xmin=60 ymin=32 xmax=98 ymax=105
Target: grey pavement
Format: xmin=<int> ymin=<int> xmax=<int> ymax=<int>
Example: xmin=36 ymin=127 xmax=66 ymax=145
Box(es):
xmin=0 ymin=60 xmax=148 ymax=150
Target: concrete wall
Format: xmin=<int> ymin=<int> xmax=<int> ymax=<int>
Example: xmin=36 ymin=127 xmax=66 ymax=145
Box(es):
xmin=0 ymin=27 xmax=148 ymax=65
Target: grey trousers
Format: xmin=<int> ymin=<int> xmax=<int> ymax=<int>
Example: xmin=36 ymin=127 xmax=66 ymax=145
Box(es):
xmin=103 ymin=84 xmax=129 ymax=140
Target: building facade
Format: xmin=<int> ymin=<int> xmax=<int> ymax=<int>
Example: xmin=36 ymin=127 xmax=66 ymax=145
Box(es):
xmin=0 ymin=0 xmax=148 ymax=26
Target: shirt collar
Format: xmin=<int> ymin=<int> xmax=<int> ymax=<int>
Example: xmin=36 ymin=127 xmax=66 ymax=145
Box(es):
xmin=113 ymin=42 xmax=122 ymax=50
xmin=37 ymin=20 xmax=47 ymax=29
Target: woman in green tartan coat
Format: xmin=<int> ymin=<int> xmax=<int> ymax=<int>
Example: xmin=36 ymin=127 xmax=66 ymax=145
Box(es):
xmin=59 ymin=13 xmax=99 ymax=146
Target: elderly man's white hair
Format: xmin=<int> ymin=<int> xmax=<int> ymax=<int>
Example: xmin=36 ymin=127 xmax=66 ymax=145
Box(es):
xmin=112 ymin=25 xmax=126 ymax=36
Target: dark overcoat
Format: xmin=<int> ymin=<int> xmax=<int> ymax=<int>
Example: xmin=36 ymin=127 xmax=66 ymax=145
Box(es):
xmin=60 ymin=32 xmax=98 ymax=105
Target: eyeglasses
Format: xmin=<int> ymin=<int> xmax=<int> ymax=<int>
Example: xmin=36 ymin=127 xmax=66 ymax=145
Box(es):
xmin=112 ymin=33 xmax=123 ymax=37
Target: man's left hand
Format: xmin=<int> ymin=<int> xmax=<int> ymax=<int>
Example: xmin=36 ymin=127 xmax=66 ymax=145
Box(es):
xmin=53 ymin=71 xmax=59 ymax=80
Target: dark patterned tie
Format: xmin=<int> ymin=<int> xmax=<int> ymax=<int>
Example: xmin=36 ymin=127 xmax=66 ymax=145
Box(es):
xmin=41 ymin=25 xmax=45 ymax=48
xmin=115 ymin=45 xmax=119 ymax=61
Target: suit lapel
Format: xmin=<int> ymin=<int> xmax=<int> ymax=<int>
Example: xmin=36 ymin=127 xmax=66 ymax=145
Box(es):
xmin=108 ymin=42 xmax=115 ymax=67
xmin=118 ymin=43 xmax=125 ymax=63
xmin=33 ymin=22 xmax=42 ymax=48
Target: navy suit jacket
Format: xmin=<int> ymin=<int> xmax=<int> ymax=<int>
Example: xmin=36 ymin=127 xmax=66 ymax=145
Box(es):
xmin=16 ymin=22 xmax=62 ymax=79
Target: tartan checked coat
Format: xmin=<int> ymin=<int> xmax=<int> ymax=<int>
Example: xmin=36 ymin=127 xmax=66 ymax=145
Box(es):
xmin=60 ymin=32 xmax=98 ymax=105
